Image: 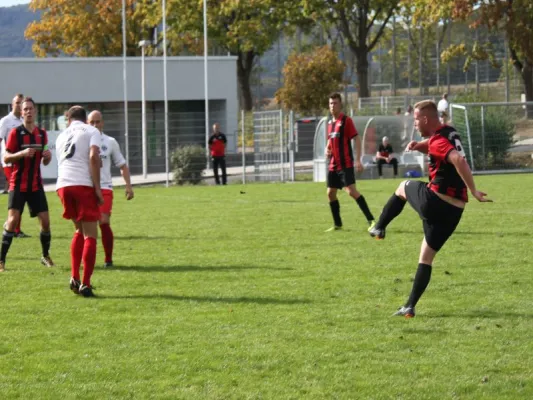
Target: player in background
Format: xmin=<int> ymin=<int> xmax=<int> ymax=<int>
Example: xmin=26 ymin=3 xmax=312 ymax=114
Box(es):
xmin=56 ymin=106 xmax=103 ymax=297
xmin=1 ymin=97 xmax=53 ymax=272
xmin=0 ymin=93 xmax=29 ymax=237
xmin=368 ymin=100 xmax=492 ymax=318
xmin=325 ymin=93 xmax=375 ymax=232
xmin=88 ymin=110 xmax=134 ymax=268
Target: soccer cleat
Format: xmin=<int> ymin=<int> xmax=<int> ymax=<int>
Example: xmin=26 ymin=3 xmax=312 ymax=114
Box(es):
xmin=41 ymin=256 xmax=55 ymax=268
xmin=368 ymin=224 xmax=386 ymax=240
xmin=79 ymin=284 xmax=95 ymax=298
xmin=15 ymin=231 xmax=31 ymax=238
xmin=0 ymin=261 xmax=5 ymax=272
xmin=103 ymin=261 xmax=113 ymax=268
xmin=325 ymin=226 xmax=342 ymax=232
xmin=70 ymin=278 xmax=81 ymax=294
xmin=393 ymin=306 xmax=415 ymax=318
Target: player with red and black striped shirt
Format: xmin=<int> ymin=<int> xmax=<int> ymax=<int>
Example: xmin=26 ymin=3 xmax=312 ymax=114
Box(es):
xmin=325 ymin=93 xmax=374 ymax=231
xmin=369 ymin=100 xmax=491 ymax=318
xmin=0 ymin=97 xmax=54 ymax=272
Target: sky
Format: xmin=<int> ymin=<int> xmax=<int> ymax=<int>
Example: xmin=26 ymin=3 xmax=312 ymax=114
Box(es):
xmin=0 ymin=0 xmax=29 ymax=7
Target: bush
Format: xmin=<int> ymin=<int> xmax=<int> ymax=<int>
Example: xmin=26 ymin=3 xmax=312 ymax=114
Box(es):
xmin=171 ymin=145 xmax=206 ymax=185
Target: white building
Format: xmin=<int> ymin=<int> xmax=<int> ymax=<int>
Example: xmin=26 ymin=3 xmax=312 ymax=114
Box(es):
xmin=0 ymin=56 xmax=239 ymax=174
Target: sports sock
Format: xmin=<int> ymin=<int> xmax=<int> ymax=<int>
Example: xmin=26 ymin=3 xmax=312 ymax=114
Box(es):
xmin=99 ymin=223 xmax=114 ymax=263
xmin=406 ymin=263 xmax=433 ymax=308
xmin=355 ymin=195 xmax=374 ymax=222
xmin=82 ymin=237 xmax=97 ymax=287
xmin=40 ymin=231 xmax=51 ymax=257
xmin=329 ymin=200 xmax=342 ymax=227
xmin=376 ymin=194 xmax=406 ymax=229
xmin=71 ymin=232 xmax=84 ymax=281
xmin=1 ymin=230 xmax=14 ymax=262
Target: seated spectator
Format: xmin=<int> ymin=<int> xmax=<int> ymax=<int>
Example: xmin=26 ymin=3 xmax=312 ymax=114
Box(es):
xmin=375 ymin=136 xmax=398 ymax=178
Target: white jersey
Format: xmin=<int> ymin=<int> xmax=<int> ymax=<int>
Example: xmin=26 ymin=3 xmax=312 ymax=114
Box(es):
xmin=56 ymin=121 xmax=101 ymax=189
xmin=100 ymin=133 xmax=126 ymax=190
xmin=0 ymin=112 xmax=23 ymax=167
xmin=437 ymin=99 xmax=449 ymax=113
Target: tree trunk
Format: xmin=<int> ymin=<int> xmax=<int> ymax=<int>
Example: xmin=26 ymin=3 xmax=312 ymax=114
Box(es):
xmin=237 ymin=50 xmax=256 ymax=111
xmin=521 ymin=62 xmax=533 ymax=118
xmin=355 ymin=49 xmax=370 ymax=98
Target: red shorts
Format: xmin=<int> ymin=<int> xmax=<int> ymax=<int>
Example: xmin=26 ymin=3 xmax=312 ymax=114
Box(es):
xmin=99 ymin=189 xmax=113 ymax=215
xmin=57 ymin=185 xmax=100 ymax=222
xmin=3 ymin=166 xmax=12 ymax=182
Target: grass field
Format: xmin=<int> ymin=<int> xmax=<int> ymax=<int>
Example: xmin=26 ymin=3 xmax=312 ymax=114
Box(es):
xmin=0 ymin=174 xmax=532 ymax=399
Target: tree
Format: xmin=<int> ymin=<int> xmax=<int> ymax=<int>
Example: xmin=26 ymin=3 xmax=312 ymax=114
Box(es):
xmin=150 ymin=0 xmax=309 ymax=111
xmin=275 ymin=46 xmax=345 ymax=114
xmin=413 ymin=0 xmax=533 ymax=104
xmin=25 ymin=0 xmax=154 ymax=57
xmin=303 ymin=0 xmax=400 ymax=98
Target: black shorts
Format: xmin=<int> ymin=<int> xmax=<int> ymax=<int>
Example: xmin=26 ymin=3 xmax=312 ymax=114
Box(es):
xmin=404 ymin=180 xmax=464 ymax=252
xmin=327 ymin=168 xmax=356 ymax=189
xmin=8 ymin=188 xmax=49 ymax=218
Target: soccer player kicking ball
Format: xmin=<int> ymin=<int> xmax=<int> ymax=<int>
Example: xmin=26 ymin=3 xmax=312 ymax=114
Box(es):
xmin=56 ymin=106 xmax=104 ymax=297
xmin=368 ymin=100 xmax=492 ymax=318
xmin=0 ymin=97 xmax=54 ymax=272
xmin=88 ymin=110 xmax=134 ymax=268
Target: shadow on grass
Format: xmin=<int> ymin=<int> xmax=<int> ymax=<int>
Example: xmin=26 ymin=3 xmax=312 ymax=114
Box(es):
xmin=101 ymin=265 xmax=293 ymax=273
xmin=389 ymin=229 xmax=533 ymax=237
xmin=100 ymin=294 xmax=311 ymax=305
xmin=431 ymin=310 xmax=533 ymax=319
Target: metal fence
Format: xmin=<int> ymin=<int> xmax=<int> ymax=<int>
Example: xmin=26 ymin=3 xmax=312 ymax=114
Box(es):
xmin=450 ymin=102 xmax=533 ymax=173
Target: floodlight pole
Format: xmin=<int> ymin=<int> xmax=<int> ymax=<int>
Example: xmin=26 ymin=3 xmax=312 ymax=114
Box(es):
xmin=122 ymin=0 xmax=129 ymax=165
xmin=139 ymin=40 xmax=151 ymax=179
xmin=163 ymin=0 xmax=169 ymax=187
xmin=203 ymin=0 xmax=210 ymax=170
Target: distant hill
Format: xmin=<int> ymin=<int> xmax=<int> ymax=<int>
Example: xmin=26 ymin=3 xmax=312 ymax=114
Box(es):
xmin=0 ymin=4 xmax=39 ymax=57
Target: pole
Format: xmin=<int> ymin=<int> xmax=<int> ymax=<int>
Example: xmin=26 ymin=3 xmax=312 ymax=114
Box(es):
xmin=241 ymin=110 xmax=246 ymax=184
xmin=436 ymin=23 xmax=440 ymax=93
xmin=447 ymin=22 xmax=451 ymax=95
xmin=392 ymin=16 xmax=396 ymax=96
xmin=163 ymin=0 xmax=169 ymax=187
xmin=141 ymin=45 xmax=147 ymax=178
xmin=122 ymin=0 xmax=129 ymax=165
xmin=203 ymin=0 xmax=210 ymax=170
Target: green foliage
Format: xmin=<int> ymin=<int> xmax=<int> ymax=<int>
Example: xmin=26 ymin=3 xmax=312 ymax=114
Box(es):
xmin=467 ymin=106 xmax=516 ymax=170
xmin=276 ymin=45 xmax=345 ymax=114
xmin=171 ymin=145 xmax=206 ymax=185
xmin=0 ymin=178 xmax=532 ymax=398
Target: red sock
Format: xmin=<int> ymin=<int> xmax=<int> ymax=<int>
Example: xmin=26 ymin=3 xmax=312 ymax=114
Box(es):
xmin=82 ymin=237 xmax=97 ymax=287
xmin=70 ymin=232 xmax=84 ymax=280
xmin=99 ymin=223 xmax=114 ymax=263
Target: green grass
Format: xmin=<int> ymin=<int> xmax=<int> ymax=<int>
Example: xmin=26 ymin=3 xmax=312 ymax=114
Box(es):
xmin=0 ymin=175 xmax=532 ymax=399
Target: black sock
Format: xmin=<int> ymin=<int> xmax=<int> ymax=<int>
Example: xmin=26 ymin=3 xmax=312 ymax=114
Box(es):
xmin=1 ymin=230 xmax=14 ymax=262
xmin=376 ymin=194 xmax=406 ymax=229
xmin=329 ymin=200 xmax=342 ymax=227
xmin=40 ymin=231 xmax=51 ymax=257
xmin=406 ymin=263 xmax=433 ymax=308
xmin=355 ymin=195 xmax=374 ymax=222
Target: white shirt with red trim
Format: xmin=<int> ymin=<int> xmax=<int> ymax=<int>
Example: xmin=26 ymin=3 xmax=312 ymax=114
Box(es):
xmin=100 ymin=133 xmax=126 ymax=190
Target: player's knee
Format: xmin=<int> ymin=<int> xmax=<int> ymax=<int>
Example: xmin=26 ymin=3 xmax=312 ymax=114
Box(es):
xmin=100 ymin=214 xmax=110 ymax=225
xmin=6 ymin=214 xmax=19 ymax=231
xmin=327 ymin=190 xmax=337 ymax=201
xmin=395 ymin=180 xmax=408 ymax=198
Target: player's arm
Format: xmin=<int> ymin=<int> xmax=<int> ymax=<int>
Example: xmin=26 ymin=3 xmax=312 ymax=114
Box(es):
xmin=42 ymin=131 xmax=52 ymax=166
xmin=112 ymin=139 xmax=133 ymax=200
xmin=4 ymin=129 xmax=35 ymax=163
xmin=89 ymin=131 xmax=103 ymax=204
xmin=406 ymin=139 xmax=429 ymax=154
xmin=120 ymin=164 xmax=134 ymax=200
xmin=448 ymin=150 xmax=491 ymax=202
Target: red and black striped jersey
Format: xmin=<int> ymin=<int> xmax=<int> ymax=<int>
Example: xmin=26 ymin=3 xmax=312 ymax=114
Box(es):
xmin=327 ymin=114 xmax=358 ymax=171
xmin=5 ymin=125 xmax=48 ymax=192
xmin=427 ymin=125 xmax=468 ymax=202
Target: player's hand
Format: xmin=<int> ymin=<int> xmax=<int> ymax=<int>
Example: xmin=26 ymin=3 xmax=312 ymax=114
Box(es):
xmin=42 ymin=150 xmax=52 ymax=161
xmin=355 ymin=160 xmax=364 ymax=172
xmin=24 ymin=148 xmax=36 ymax=158
xmin=405 ymin=141 xmax=418 ymax=152
xmin=325 ymin=147 xmax=331 ymax=158
xmin=472 ymin=190 xmax=493 ymax=202
xmin=125 ymin=186 xmax=134 ymax=200
xmin=95 ymin=190 xmax=104 ymax=205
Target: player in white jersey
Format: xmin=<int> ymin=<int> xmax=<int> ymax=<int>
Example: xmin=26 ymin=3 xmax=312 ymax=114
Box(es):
xmin=56 ymin=106 xmax=103 ymax=297
xmin=88 ymin=110 xmax=134 ymax=268
xmin=0 ymin=94 xmax=29 ymax=237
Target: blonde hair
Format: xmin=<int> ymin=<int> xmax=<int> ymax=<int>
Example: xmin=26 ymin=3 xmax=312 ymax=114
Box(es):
xmin=414 ymin=100 xmax=439 ymax=118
